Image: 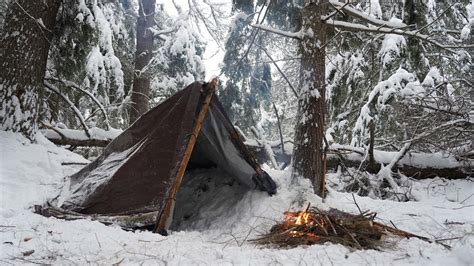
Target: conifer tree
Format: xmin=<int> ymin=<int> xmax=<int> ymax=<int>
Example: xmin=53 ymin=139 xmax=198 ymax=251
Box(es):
xmin=1 ymin=0 xmax=61 ymax=140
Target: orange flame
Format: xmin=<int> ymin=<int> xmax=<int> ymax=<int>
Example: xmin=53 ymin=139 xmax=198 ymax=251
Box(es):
xmin=283 ymin=206 xmax=322 ymax=241
xmin=284 ymin=210 xmax=312 ymax=226
xmin=289 ymin=230 xmax=302 ymax=236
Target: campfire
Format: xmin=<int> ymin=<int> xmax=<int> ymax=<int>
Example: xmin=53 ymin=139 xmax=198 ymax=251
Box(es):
xmin=252 ymin=203 xmax=428 ymax=249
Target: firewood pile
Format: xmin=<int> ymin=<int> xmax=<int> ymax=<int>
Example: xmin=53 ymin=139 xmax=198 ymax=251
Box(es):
xmin=252 ymin=204 xmax=427 ymax=249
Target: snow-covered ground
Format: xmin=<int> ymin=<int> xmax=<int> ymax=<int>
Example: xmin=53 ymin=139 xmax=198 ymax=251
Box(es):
xmin=0 ymin=131 xmax=473 ymax=265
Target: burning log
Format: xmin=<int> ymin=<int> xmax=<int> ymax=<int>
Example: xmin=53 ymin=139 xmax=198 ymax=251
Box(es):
xmin=252 ymin=204 xmax=428 ymax=249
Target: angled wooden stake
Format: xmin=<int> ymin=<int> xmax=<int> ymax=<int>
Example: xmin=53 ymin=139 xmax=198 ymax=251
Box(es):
xmin=154 ymin=78 xmax=218 ymax=233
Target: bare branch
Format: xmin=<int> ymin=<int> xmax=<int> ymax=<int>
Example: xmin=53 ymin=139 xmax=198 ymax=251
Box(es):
xmin=272 ymin=102 xmax=285 ymax=155
xmin=43 ymin=81 xmax=91 ymax=138
xmin=414 ymin=2 xmax=457 ymax=34
xmin=236 ymin=1 xmax=270 ymax=66
xmin=255 ymin=44 xmax=299 ymax=98
xmin=45 ymin=78 xmax=110 ymax=129
xmin=250 ymin=24 xmax=303 ymax=39
xmin=188 ymin=0 xmax=229 ymax=49
xmin=325 ymin=1 xmax=349 ymax=21
xmin=403 ymin=119 xmax=472 ymax=144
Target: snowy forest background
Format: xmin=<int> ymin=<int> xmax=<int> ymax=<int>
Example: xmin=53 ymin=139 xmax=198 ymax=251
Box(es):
xmin=1 ymin=0 xmax=472 ymax=199
xmin=0 ymin=0 xmax=474 ymax=264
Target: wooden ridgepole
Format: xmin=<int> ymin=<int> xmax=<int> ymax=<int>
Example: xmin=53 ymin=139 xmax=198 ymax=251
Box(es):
xmin=154 ymin=78 xmax=218 ymax=233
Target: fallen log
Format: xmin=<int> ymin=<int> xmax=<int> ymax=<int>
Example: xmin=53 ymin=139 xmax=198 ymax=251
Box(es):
xmin=47 ymin=137 xmax=110 ymax=147
xmin=41 ymin=128 xmax=121 ymax=147
xmin=327 ymin=145 xmax=473 ymax=179
xmin=326 ymin=156 xmax=471 ymax=179
xmin=250 ymin=143 xmax=472 ymax=179
xmin=43 ymin=128 xmax=471 ymax=180
xmin=34 ymin=204 xmax=157 ymax=230
xmin=246 ymin=141 xmax=292 ymax=167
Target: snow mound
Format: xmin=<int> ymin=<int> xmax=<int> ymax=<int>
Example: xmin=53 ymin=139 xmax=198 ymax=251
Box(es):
xmin=0 ymin=132 xmax=473 ymax=264
xmin=0 ymin=131 xmax=88 ymax=210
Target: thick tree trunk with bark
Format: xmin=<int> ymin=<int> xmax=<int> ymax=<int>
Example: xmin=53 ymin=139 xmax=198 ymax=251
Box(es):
xmin=0 ymin=0 xmax=61 ymax=140
xmin=130 ymin=0 xmax=155 ymax=123
xmin=292 ymin=0 xmax=328 ymax=196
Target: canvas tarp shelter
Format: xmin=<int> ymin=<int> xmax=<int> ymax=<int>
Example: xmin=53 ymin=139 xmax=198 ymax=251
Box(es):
xmin=55 ymin=80 xmax=277 ymax=233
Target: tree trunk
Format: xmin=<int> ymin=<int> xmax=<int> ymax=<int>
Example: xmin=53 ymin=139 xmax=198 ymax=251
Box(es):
xmin=403 ymin=0 xmax=427 ymax=80
xmin=130 ymin=0 xmax=155 ymax=123
xmin=0 ymin=0 xmax=61 ymax=141
xmin=292 ymin=0 xmax=328 ymax=196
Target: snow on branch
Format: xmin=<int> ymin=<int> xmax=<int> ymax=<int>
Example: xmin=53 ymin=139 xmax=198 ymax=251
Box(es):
xmin=326 ymin=19 xmax=474 ymax=51
xmin=328 ymin=143 xmax=473 ymax=179
xmin=41 ymin=127 xmax=122 ymax=147
xmin=323 ymin=1 xmax=470 ymax=50
xmin=250 ymin=24 xmax=304 ymax=39
xmin=326 ymin=19 xmax=464 ymax=51
xmin=149 ymin=27 xmax=175 ymax=39
xmin=376 ymin=142 xmax=412 ymax=197
xmin=351 ymin=69 xmax=418 ymax=147
xmin=327 ymin=0 xmax=407 ymax=29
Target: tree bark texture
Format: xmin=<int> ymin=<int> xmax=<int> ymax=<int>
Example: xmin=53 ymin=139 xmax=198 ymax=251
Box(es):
xmin=292 ymin=0 xmax=328 ymax=196
xmin=0 ymin=0 xmax=61 ymax=140
xmin=130 ymin=0 xmax=155 ymax=123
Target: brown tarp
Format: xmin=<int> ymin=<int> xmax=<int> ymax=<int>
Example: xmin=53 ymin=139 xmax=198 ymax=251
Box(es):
xmin=57 ymin=81 xmax=276 ymax=227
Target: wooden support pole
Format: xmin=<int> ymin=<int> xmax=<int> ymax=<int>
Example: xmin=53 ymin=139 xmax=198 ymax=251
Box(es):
xmin=153 ymin=79 xmax=218 ymax=233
